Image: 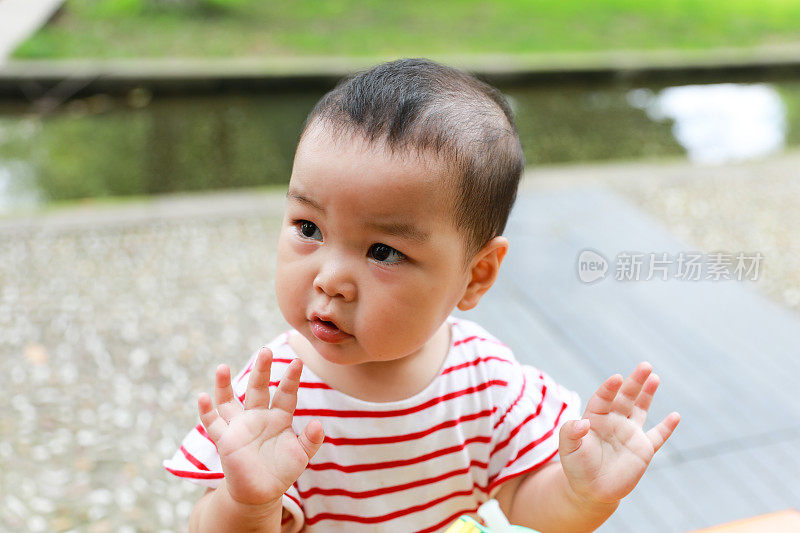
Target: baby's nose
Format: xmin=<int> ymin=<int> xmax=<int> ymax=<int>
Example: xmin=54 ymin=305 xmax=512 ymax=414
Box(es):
xmin=313 ymin=261 xmax=356 ymax=302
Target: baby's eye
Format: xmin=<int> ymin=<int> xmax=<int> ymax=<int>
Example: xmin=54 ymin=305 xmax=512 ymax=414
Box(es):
xmin=368 ymin=243 xmax=406 ymax=264
xmin=295 ymin=220 xmax=322 ymax=241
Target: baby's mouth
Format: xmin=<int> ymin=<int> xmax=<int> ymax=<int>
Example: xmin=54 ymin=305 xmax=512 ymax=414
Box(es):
xmin=310 ymin=312 xmax=343 ymax=330
xmin=309 ymin=316 xmax=352 ymax=343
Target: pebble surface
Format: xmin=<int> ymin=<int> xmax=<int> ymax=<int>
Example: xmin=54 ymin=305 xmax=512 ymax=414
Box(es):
xmin=2 ymin=152 xmax=798 ymax=531
xmin=524 ymin=151 xmax=800 ymax=314
xmin=1 ymin=210 xmax=289 ymax=532
xmin=609 ymin=160 xmax=800 ymax=312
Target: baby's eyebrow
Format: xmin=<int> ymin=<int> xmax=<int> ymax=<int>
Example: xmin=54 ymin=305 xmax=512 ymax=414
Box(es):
xmin=287 ymin=188 xmax=428 ymax=243
xmin=366 ymin=220 xmax=429 ymax=244
xmin=287 ymin=190 xmax=325 ymax=212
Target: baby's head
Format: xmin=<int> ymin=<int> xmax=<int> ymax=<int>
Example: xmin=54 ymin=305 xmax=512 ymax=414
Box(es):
xmin=275 ymin=58 xmax=525 ymax=366
xmin=301 ymin=58 xmax=524 ymax=264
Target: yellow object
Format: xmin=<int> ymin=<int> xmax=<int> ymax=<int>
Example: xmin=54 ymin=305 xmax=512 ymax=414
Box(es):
xmin=443 ymin=499 xmax=540 ymax=533
xmin=443 ymin=517 xmax=484 ymax=533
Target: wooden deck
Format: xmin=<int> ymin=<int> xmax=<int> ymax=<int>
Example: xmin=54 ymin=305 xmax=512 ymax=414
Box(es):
xmin=454 ymin=185 xmax=800 ymax=532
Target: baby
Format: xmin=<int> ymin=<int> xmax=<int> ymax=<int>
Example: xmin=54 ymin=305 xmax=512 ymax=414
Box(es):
xmin=164 ymin=58 xmax=680 ymax=532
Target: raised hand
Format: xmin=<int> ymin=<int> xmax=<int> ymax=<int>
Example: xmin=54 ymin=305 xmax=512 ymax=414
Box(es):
xmin=197 ymin=347 xmax=325 ymax=506
xmin=558 ymin=362 xmax=680 ymax=505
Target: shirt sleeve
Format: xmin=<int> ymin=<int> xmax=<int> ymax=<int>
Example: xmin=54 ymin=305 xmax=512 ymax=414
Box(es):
xmin=162 ymin=346 xmax=305 ymax=531
xmin=487 ymin=363 xmax=582 ymax=498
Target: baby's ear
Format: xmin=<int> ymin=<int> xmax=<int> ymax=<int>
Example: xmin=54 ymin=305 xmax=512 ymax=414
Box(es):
xmin=457 ymin=236 xmax=509 ymax=311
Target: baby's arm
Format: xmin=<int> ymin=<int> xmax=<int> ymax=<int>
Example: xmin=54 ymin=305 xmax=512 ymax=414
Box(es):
xmin=500 ymin=362 xmax=680 ymax=532
xmin=190 ymin=485 xmax=286 ymax=532
xmin=188 ymin=348 xmax=325 ymax=532
xmin=496 ymin=462 xmax=618 ymax=532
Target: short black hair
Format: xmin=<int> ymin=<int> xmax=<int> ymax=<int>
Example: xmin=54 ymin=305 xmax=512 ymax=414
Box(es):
xmin=298 ymin=58 xmax=525 ymax=262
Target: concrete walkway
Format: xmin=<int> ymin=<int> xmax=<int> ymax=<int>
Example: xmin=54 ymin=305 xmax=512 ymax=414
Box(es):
xmin=0 ymin=0 xmax=65 ymax=65
xmin=3 ymin=43 xmax=800 ymax=98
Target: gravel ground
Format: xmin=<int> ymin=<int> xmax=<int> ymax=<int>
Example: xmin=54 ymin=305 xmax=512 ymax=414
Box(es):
xmin=1 ymin=153 xmax=798 ymax=531
xmin=524 ymin=150 xmax=800 ymax=314
xmin=1 ymin=197 xmax=289 ymax=532
xmin=614 ymin=159 xmax=800 ymax=312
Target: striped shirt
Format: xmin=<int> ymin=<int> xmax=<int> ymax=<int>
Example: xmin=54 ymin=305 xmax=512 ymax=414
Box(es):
xmin=164 ymin=316 xmax=581 ymax=532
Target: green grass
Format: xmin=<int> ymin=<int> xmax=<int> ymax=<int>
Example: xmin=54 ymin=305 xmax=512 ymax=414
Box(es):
xmin=13 ymin=0 xmax=800 ymax=59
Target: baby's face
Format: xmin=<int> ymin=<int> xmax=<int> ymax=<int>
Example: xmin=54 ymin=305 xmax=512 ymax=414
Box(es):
xmin=275 ymin=125 xmax=473 ymax=367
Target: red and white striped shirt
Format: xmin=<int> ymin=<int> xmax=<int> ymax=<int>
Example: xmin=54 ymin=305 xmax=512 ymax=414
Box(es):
xmin=164 ymin=316 xmax=581 ymax=532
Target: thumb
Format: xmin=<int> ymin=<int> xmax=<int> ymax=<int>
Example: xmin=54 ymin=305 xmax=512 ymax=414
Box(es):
xmin=559 ymin=419 xmax=590 ymax=456
xmin=298 ymin=419 xmax=325 ymax=461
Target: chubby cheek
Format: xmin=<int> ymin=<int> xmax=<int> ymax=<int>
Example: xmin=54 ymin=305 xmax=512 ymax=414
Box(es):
xmin=360 ymin=271 xmax=443 ymax=357
xmin=275 ymin=236 xmax=310 ymax=327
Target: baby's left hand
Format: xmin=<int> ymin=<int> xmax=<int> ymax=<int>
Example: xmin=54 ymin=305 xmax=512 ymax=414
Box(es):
xmin=558 ymin=362 xmax=680 ymax=506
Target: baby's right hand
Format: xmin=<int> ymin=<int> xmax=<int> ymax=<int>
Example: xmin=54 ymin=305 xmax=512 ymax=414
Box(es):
xmin=198 ymin=347 xmax=325 ymax=507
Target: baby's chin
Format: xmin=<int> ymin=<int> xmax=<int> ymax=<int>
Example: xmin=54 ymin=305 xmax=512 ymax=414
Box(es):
xmin=306 ymin=334 xmax=413 ymax=368
xmin=290 ymin=328 xmax=360 ymax=365
xmin=311 ymin=338 xmax=357 ymax=361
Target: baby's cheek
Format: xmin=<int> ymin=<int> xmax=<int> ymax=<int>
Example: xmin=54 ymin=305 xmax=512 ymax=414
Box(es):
xmin=290 ymin=239 xmax=319 ymax=256
xmin=274 ymin=268 xmax=291 ymax=315
xmin=275 ymin=262 xmax=304 ymax=318
xmin=374 ymin=287 xmax=429 ymax=334
xmin=396 ymin=273 xmax=432 ymax=306
xmin=369 ymin=268 xmax=399 ymax=287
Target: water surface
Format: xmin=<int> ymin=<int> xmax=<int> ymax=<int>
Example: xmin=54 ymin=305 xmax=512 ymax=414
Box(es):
xmin=1 ymin=80 xmax=798 ymax=212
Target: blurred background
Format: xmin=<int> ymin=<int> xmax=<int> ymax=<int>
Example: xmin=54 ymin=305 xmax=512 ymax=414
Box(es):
xmin=1 ymin=1 xmax=799 ymax=532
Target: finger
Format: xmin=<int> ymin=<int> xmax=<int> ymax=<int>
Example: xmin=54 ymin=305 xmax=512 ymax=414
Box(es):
xmin=214 ymin=364 xmax=242 ymax=423
xmin=630 ymin=373 xmax=660 ymax=426
xmin=559 ymin=419 xmax=591 ymax=456
xmin=646 ymin=412 xmax=681 ymax=454
xmin=298 ymin=419 xmax=326 ymax=461
xmin=612 ymin=362 xmax=653 ymax=418
xmin=270 ymin=358 xmax=303 ymax=418
xmin=244 ymin=347 xmax=273 ymax=411
xmin=198 ymin=392 xmax=228 ymax=443
xmin=583 ymin=374 xmax=623 ymax=416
